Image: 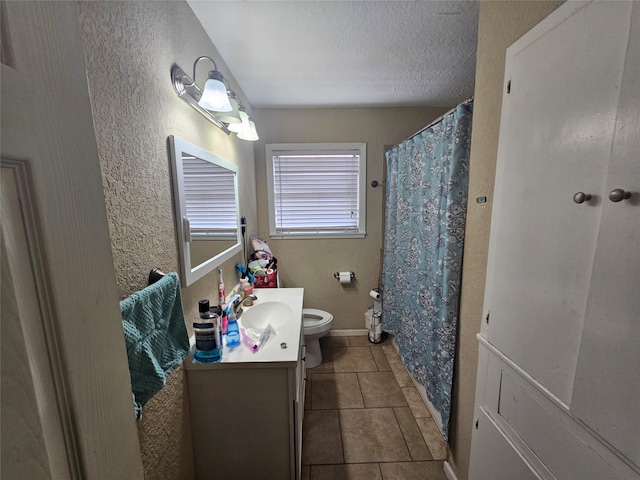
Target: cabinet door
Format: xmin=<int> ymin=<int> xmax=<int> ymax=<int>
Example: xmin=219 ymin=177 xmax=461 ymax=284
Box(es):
xmin=470 ymin=410 xmax=540 ymax=480
xmin=486 ymin=0 xmax=632 ymax=404
xmin=571 ymin=2 xmax=640 ymax=465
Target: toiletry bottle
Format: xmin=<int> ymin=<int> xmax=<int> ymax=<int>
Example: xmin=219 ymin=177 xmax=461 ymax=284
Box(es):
xmin=210 ymin=305 xmax=224 ymax=355
xmin=217 ymin=268 xmax=225 ymax=306
xmin=220 ymin=303 xmax=228 ymax=334
xmin=226 ymin=306 xmax=240 ymax=348
xmin=239 ymin=278 xmax=248 ymax=299
xmin=193 ymin=299 xmax=221 ymax=363
xmin=243 ymin=285 xmax=254 ymax=307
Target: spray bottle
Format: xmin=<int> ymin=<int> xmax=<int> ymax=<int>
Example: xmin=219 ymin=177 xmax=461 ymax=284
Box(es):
xmin=225 ymin=295 xmax=241 ymax=348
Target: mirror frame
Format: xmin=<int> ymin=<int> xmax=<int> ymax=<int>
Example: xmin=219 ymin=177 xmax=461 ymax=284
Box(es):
xmin=168 ymin=135 xmax=242 ymax=287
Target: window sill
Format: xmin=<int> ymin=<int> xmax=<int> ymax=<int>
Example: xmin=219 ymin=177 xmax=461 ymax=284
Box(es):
xmin=269 ymin=233 xmax=366 ymax=240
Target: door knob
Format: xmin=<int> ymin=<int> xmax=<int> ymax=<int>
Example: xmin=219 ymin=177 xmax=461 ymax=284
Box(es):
xmin=608 ymin=189 xmax=632 ymax=203
xmin=573 ymin=192 xmax=592 ymax=204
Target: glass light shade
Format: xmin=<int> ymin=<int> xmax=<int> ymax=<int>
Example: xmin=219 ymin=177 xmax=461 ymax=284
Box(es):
xmin=198 ymin=70 xmax=232 ymax=112
xmin=237 ymin=117 xmax=259 ymax=142
xmin=215 ymin=92 xmax=241 ymax=124
xmin=227 ymin=107 xmax=249 ymax=133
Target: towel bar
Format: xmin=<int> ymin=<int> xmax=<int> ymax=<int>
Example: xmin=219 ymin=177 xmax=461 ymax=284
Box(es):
xmin=148 ymin=268 xmax=166 ymax=285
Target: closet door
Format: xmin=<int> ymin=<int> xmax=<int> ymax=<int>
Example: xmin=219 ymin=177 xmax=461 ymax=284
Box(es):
xmin=485 ymin=0 xmax=631 ymax=405
xmin=571 ymin=2 xmax=640 ymax=465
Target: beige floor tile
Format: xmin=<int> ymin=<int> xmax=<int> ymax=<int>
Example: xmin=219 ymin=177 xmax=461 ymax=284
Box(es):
xmin=381 ymin=345 xmax=400 ymax=362
xmin=370 ymin=347 xmax=392 ymax=371
xmin=415 ymin=417 xmax=447 ymax=460
xmin=311 ymin=373 xmax=365 ymax=409
xmin=339 ymin=408 xmax=411 ymax=463
xmin=302 ymin=410 xmax=344 ymax=465
xmin=401 ymin=387 xmax=431 ymax=419
xmin=320 ymin=336 xmax=349 ymax=347
xmin=380 ymin=347 xmax=414 ymax=387
xmin=389 ymin=361 xmax=414 ymax=387
xmin=357 ymin=372 xmax=407 ymax=408
xmin=332 ymin=347 xmax=378 ymax=373
xmin=393 ymin=407 xmax=432 ymax=461
xmin=347 ymin=336 xmax=372 ymax=347
xmin=378 ymin=461 xmax=446 ymax=480
xmin=310 ymin=463 xmax=382 ymax=480
xmin=308 ymin=347 xmax=334 ymax=374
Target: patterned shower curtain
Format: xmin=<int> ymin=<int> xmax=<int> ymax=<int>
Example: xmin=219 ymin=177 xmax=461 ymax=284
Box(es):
xmin=382 ymin=100 xmax=473 ymax=442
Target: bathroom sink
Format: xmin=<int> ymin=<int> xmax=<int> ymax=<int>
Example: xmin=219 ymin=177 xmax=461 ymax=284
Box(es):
xmin=241 ymin=301 xmax=293 ymax=330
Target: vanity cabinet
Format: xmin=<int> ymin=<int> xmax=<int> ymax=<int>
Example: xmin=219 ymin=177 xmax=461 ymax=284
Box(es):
xmin=185 ymin=288 xmax=305 ymax=480
xmin=470 ymin=2 xmax=639 ymax=479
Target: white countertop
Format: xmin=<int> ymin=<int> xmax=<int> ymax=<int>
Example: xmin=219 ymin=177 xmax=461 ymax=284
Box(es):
xmin=184 ymin=287 xmax=304 ymax=370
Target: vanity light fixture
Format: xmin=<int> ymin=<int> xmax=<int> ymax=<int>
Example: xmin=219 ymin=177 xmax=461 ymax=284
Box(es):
xmin=171 ymin=57 xmax=258 ymax=141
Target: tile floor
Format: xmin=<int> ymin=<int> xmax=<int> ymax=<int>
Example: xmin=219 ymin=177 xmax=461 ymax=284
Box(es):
xmin=301 ymin=335 xmax=448 ymax=480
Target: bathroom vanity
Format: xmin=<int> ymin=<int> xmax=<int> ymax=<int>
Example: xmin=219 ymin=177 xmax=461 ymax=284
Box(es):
xmin=184 ymin=288 xmax=305 ymax=480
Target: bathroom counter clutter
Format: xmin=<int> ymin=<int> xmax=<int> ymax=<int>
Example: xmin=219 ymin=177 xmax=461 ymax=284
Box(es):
xmin=184 ymin=287 xmax=304 ymax=368
xmin=185 ymin=287 xmax=306 ymax=479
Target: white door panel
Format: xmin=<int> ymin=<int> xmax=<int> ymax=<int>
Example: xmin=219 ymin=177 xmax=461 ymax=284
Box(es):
xmin=571 ymin=1 xmax=640 ymax=464
xmin=487 ymin=1 xmax=632 ymax=404
xmin=1 ymin=2 xmax=143 ymax=477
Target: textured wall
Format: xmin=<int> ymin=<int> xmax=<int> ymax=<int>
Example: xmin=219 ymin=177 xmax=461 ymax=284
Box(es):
xmin=77 ymin=1 xmax=257 ymax=479
xmin=450 ymin=2 xmax=564 ymax=479
xmin=252 ymin=107 xmax=451 ymax=329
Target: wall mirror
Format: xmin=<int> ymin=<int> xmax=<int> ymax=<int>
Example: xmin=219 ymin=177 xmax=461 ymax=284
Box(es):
xmin=169 ymin=136 xmax=242 ymax=286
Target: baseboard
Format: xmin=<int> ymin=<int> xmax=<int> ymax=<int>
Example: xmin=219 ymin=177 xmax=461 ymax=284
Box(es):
xmin=328 ymin=329 xmax=368 ymax=337
xmin=443 ymin=461 xmax=458 ymax=480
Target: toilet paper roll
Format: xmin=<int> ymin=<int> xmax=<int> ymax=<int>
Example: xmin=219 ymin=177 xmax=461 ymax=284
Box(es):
xmin=338 ymin=272 xmax=352 ymax=284
xmin=369 ymin=289 xmax=381 ymax=300
xmin=364 ymin=309 xmax=373 ymax=329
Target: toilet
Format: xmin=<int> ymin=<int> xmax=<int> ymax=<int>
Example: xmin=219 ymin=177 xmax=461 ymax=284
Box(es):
xmin=303 ymin=309 xmax=333 ymax=368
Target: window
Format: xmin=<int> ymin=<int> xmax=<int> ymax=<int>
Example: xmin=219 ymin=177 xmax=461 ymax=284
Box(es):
xmin=183 ymin=154 xmax=238 ymax=238
xmin=266 ymin=143 xmax=366 ymax=239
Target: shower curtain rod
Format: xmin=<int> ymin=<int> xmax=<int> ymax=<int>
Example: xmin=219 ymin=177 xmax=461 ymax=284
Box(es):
xmin=386 ymin=96 xmax=474 ymax=152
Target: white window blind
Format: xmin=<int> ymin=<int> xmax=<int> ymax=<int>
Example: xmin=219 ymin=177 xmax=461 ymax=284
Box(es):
xmin=266 ymin=144 xmax=366 ymax=238
xmin=183 ymin=155 xmax=237 ymax=237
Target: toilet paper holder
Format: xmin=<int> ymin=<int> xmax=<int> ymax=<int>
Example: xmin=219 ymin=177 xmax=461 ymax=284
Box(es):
xmin=333 ymin=271 xmax=355 ymax=281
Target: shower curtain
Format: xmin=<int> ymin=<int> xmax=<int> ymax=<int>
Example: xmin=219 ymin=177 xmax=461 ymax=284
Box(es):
xmin=382 ymin=100 xmax=473 ymax=441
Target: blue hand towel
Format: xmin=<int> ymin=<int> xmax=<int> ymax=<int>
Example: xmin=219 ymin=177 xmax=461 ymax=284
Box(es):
xmin=120 ymin=272 xmax=189 ymax=408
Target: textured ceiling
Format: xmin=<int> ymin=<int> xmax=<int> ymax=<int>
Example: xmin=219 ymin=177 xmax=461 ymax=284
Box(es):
xmin=187 ymin=1 xmax=479 ymax=108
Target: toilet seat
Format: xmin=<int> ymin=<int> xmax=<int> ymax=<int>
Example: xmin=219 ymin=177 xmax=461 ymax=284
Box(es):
xmin=303 ymin=308 xmax=333 ymax=336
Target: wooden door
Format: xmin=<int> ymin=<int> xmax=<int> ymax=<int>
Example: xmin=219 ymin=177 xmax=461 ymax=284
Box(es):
xmin=484 ymin=0 xmax=632 ymax=405
xmin=1 ymin=2 xmax=143 ymax=478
